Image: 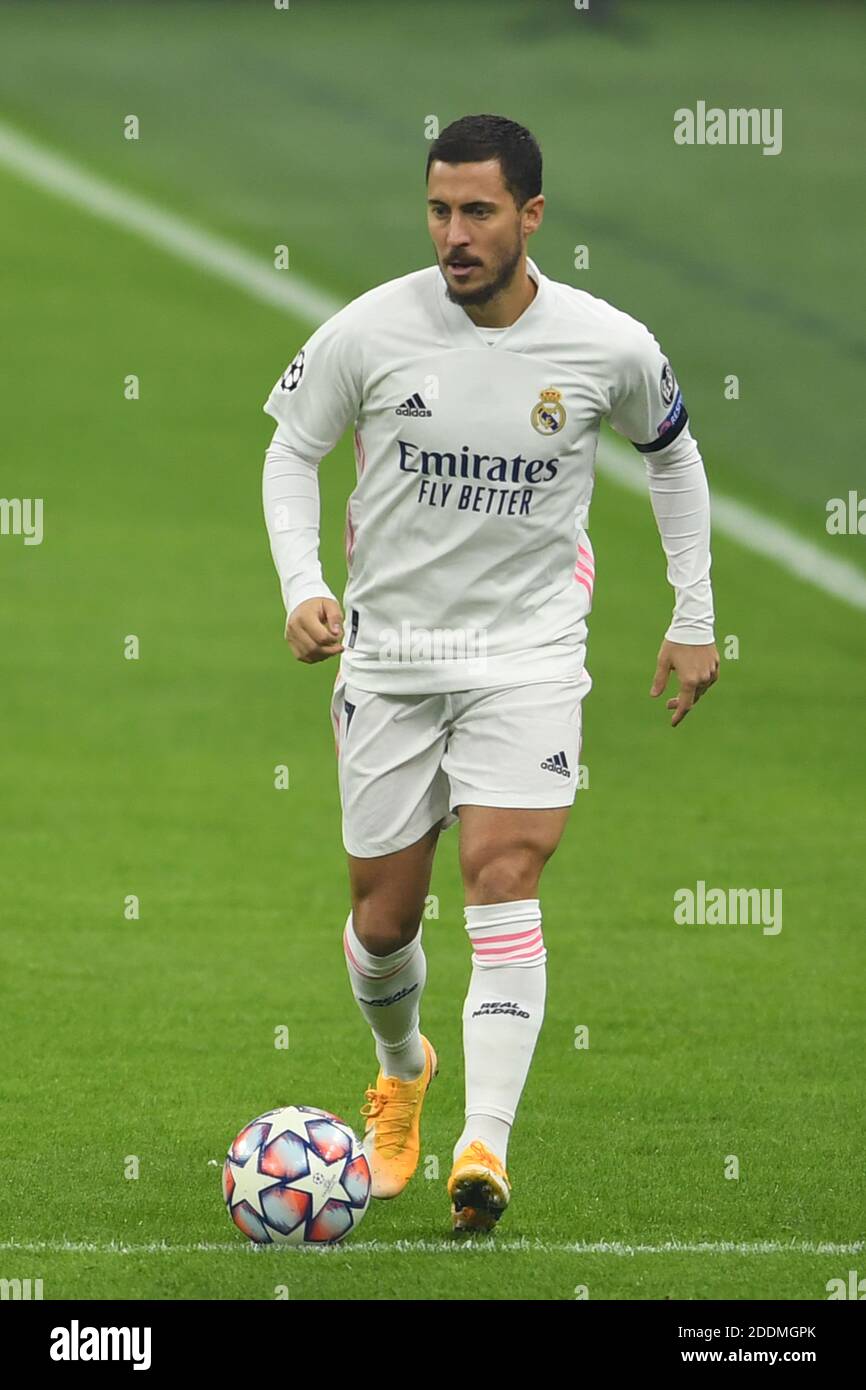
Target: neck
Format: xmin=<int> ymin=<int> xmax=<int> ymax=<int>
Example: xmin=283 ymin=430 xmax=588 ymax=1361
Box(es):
xmin=463 ymin=262 xmax=537 ymax=329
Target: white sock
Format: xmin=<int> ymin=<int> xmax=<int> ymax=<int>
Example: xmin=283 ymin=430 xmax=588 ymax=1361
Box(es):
xmin=453 ymin=899 xmax=547 ymax=1169
xmin=343 ymin=912 xmax=427 ymax=1081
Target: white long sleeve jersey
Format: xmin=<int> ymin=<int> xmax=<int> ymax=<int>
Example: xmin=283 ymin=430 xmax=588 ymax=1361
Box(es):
xmin=262 ymin=255 xmax=714 ymax=694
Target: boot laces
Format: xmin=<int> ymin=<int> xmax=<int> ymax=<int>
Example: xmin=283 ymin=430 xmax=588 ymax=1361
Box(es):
xmin=359 ymin=1085 xmax=419 ymax=1157
xmin=466 ymin=1139 xmax=506 ymax=1177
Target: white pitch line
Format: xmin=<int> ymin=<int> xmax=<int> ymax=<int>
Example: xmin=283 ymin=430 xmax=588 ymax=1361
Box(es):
xmin=0 ymin=1238 xmax=861 ymax=1257
xmin=0 ymin=121 xmax=338 ymax=324
xmin=2 ymin=118 xmax=865 ymax=612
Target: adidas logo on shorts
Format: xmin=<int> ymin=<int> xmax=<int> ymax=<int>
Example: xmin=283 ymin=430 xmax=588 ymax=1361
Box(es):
xmin=540 ymin=750 xmax=571 ymax=777
xmin=395 ymin=392 xmax=432 ymax=417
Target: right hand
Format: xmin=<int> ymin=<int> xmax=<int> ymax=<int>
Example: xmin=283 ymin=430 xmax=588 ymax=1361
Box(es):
xmin=285 ymin=597 xmax=344 ymax=663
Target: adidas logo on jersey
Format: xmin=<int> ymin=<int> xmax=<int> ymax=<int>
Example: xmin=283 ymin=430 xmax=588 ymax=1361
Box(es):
xmin=395 ymin=392 xmax=432 ymax=417
xmin=540 ymin=750 xmax=571 ymax=777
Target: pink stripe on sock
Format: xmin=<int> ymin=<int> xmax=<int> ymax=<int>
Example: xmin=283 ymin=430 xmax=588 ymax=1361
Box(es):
xmin=574 ymin=574 xmax=593 ymax=598
xmin=475 ymin=929 xmax=544 ymax=958
xmin=472 ymin=925 xmax=541 ymax=946
xmin=342 ymin=927 xmax=408 ymax=981
xmin=477 ymin=939 xmax=546 ymax=963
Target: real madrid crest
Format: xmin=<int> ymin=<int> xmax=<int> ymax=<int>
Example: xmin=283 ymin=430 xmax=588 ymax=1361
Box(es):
xmin=531 ymin=387 xmax=566 ymax=435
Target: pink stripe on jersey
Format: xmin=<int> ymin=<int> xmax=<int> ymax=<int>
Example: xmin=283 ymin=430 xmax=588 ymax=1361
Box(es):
xmin=354 ymin=427 xmax=367 ymax=478
xmin=346 ymin=428 xmax=368 ymax=565
xmin=574 ymin=541 xmax=594 ymax=598
xmin=345 ymin=499 xmax=356 ymax=564
xmin=331 ymin=672 xmax=343 ymax=758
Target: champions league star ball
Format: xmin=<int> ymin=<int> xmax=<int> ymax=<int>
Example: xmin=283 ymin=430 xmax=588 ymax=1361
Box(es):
xmin=223 ymin=1105 xmax=371 ymax=1245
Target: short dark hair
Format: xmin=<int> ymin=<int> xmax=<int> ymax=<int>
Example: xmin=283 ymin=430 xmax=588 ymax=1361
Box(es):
xmin=425 ymin=114 xmax=542 ymax=208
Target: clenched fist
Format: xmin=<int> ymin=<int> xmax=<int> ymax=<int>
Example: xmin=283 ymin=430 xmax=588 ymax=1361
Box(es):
xmin=285 ymin=597 xmax=344 ymax=663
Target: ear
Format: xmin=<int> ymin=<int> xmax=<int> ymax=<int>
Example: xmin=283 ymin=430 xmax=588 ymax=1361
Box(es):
xmin=523 ymin=194 xmax=545 ymax=235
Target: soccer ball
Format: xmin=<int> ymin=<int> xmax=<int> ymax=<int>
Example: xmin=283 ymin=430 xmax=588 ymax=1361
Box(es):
xmin=223 ymin=1105 xmax=371 ymax=1245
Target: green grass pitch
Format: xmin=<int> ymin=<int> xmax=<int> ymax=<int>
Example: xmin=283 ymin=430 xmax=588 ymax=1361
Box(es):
xmin=0 ymin=0 xmax=864 ymax=1300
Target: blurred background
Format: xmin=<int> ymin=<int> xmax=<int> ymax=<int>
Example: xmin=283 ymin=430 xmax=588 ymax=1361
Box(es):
xmin=1 ymin=0 xmax=864 ymax=1300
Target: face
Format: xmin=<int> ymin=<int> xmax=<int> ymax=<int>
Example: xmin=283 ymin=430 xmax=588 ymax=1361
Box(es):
xmin=427 ymin=159 xmax=543 ymax=306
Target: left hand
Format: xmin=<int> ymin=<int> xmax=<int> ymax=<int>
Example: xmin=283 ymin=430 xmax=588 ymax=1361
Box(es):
xmin=650 ymin=639 xmax=719 ymax=728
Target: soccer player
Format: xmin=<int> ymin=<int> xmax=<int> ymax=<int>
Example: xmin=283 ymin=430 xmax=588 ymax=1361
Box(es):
xmin=262 ymin=114 xmax=718 ymax=1233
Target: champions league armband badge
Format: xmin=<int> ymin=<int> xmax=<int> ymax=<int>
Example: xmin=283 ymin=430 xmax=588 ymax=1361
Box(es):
xmin=632 ymin=388 xmax=688 ymax=453
xmin=660 ymin=360 xmax=676 ymax=406
xmin=280 ymin=348 xmax=305 ymax=393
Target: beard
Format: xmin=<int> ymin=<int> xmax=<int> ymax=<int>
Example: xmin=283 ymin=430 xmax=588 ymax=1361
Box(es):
xmin=442 ymin=235 xmax=524 ymax=307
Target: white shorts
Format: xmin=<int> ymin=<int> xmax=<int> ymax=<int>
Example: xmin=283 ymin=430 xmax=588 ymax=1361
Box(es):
xmin=329 ymin=668 xmax=592 ymax=858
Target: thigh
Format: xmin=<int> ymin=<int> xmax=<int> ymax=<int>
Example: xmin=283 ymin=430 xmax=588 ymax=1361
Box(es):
xmin=458 ymin=804 xmax=572 ymax=905
xmin=329 ymin=671 xmax=453 ymax=859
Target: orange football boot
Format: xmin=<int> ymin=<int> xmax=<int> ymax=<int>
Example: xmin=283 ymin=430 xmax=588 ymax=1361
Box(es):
xmin=447 ymin=1139 xmax=511 ymax=1233
xmin=359 ymin=1035 xmax=438 ymax=1198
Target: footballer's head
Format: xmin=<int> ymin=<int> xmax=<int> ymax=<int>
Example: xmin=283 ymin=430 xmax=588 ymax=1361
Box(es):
xmin=426 ymin=114 xmax=544 ymax=307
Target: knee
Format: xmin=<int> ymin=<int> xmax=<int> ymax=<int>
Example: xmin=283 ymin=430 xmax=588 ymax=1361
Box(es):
xmin=350 ymin=901 xmax=421 ymax=956
xmin=463 ymin=847 xmax=541 ymax=904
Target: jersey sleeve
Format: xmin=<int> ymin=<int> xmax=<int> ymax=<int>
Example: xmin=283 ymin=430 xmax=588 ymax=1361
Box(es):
xmin=607 ymin=321 xmax=689 ymax=455
xmin=262 ymin=434 xmax=339 ymax=618
xmin=608 ymin=316 xmax=715 ymax=644
xmin=644 ymin=433 xmax=715 ymax=645
xmin=262 ymin=307 xmax=363 ymax=461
